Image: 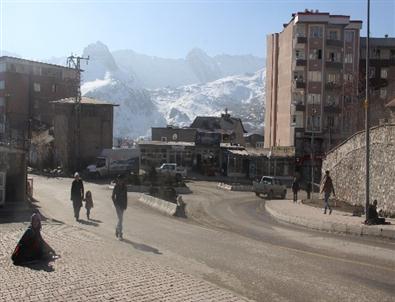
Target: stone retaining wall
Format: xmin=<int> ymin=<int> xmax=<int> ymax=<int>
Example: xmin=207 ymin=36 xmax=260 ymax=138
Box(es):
xmin=322 ymin=124 xmax=395 ymax=215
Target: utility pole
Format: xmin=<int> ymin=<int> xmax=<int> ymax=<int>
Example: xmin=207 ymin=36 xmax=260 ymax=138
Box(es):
xmin=311 ymin=105 xmax=316 ymax=198
xmin=365 ymin=0 xmax=371 ymax=220
xmin=67 ymin=54 xmax=89 ymax=172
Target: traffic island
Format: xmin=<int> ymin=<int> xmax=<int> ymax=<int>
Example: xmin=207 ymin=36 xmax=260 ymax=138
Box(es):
xmin=138 ymin=194 xmax=187 ymax=218
xmin=265 ymin=199 xmax=395 ymax=240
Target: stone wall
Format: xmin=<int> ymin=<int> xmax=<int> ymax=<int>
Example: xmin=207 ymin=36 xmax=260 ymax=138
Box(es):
xmin=322 ymin=124 xmax=395 ymax=215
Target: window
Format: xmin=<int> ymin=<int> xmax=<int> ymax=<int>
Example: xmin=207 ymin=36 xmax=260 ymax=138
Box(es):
xmin=326 ymin=95 xmax=338 ymax=106
xmin=344 ymin=53 xmax=353 ymax=63
xmin=0 ymin=80 xmax=4 ymax=90
xmin=391 ymin=49 xmax=395 ymax=59
xmin=33 ymin=83 xmax=41 ymax=92
xmin=326 ymin=73 xmax=340 ymax=84
xmin=293 ymin=71 xmax=304 ymax=82
xmin=328 ymin=30 xmax=339 ymax=40
xmin=308 ymin=71 xmax=322 ymax=82
xmin=51 ymin=84 xmax=57 ymax=93
xmin=344 ymin=95 xmax=352 ymax=104
xmin=307 ymin=114 xmax=321 ymax=131
xmin=309 ymin=49 xmax=322 ymax=60
xmin=307 ymin=94 xmax=321 ymax=105
xmin=345 ymin=31 xmax=354 ymax=43
xmin=33 ymin=66 xmax=42 ymax=76
xmin=369 ymin=67 xmax=375 ymax=79
xmin=310 ymin=26 xmax=323 ymax=38
xmin=0 ymin=97 xmax=4 ymax=106
xmin=295 ymin=49 xmax=305 ymax=59
xmin=344 ymin=74 xmax=353 ymax=82
xmin=161 ymin=137 xmax=167 ymax=142
xmin=327 ymin=51 xmax=341 ymax=62
xmin=380 ymin=88 xmax=387 ymax=99
xmin=295 ymin=24 xmax=306 ymax=37
xmin=380 ymin=68 xmax=388 ymax=79
xmin=0 ymin=63 xmax=6 ymax=73
xmin=372 ymin=48 xmax=381 ymax=59
xmin=326 ymin=116 xmax=335 ymax=128
xmin=293 ymin=93 xmax=304 ymax=105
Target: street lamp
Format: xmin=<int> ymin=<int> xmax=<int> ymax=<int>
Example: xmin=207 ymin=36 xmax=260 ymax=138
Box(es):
xmin=365 ymin=0 xmax=371 ymax=220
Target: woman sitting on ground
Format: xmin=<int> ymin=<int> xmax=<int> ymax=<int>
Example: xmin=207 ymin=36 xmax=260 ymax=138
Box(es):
xmin=11 ymin=212 xmax=56 ymax=265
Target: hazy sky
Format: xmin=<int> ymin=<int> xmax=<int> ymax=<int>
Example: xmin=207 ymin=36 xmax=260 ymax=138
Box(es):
xmin=1 ymin=0 xmax=394 ymax=60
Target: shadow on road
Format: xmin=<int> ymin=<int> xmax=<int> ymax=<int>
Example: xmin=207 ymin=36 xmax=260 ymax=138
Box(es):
xmin=78 ymin=219 xmax=99 ymax=227
xmin=122 ymin=238 xmax=162 ymax=255
xmin=88 ymin=218 xmax=103 ymax=223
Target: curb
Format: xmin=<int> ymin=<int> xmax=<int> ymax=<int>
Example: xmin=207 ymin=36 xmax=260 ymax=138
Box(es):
xmin=265 ymin=201 xmax=395 ymax=240
xmin=217 ymin=183 xmax=253 ymax=192
xmin=138 ymin=194 xmax=177 ymax=216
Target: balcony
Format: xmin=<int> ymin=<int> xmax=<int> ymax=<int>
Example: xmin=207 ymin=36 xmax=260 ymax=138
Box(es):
xmin=326 ymin=39 xmax=343 ymax=47
xmin=324 ymin=105 xmax=341 ymax=113
xmin=325 ymin=82 xmax=342 ymax=90
xmin=295 ymin=36 xmax=307 ymax=44
xmin=293 ymin=80 xmax=306 ymax=89
xmin=325 ymin=61 xmax=343 ymax=69
xmin=295 ymin=59 xmax=307 ymax=67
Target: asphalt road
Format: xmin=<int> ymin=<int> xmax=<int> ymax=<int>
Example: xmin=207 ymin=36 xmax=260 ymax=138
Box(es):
xmin=32 ymin=175 xmax=395 ymax=302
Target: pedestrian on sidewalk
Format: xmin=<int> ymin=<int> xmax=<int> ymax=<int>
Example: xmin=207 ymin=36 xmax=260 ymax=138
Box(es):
xmin=71 ymin=172 xmax=84 ymax=221
xmin=292 ymin=177 xmax=300 ymax=203
xmin=11 ymin=213 xmax=56 ymax=265
xmin=320 ymin=170 xmax=335 ymax=215
xmin=84 ymin=191 xmax=94 ymax=220
xmin=112 ymin=174 xmax=128 ymax=240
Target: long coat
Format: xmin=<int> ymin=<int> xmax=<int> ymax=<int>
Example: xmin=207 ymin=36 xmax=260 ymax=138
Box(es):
xmin=71 ymin=179 xmax=84 ymax=207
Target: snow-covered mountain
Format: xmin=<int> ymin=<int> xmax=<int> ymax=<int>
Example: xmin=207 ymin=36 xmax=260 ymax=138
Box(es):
xmin=74 ymin=41 xmax=265 ymax=138
xmin=150 ymin=70 xmax=265 ymax=133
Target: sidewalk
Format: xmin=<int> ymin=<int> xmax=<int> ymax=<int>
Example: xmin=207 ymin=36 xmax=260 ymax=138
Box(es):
xmin=265 ymin=199 xmax=395 ymax=240
xmin=0 ymin=222 xmax=249 ymax=302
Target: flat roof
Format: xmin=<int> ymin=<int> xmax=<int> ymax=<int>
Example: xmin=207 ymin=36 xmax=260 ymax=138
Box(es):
xmin=360 ymin=37 xmax=395 ymax=48
xmin=0 ymin=56 xmax=76 ymax=71
xmin=138 ymin=141 xmax=196 ymax=147
xmin=51 ymin=96 xmax=118 ymax=106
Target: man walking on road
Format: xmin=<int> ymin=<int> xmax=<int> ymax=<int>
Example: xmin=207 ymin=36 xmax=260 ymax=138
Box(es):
xmin=291 ymin=177 xmax=300 ymax=203
xmin=71 ymin=172 xmax=84 ymax=221
xmin=320 ymin=170 xmax=335 ymax=215
xmin=112 ymin=174 xmax=128 ymax=240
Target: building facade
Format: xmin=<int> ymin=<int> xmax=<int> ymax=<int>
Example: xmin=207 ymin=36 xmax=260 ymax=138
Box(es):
xmin=0 ymin=56 xmax=78 ymax=148
xmin=265 ymin=11 xmax=362 ymax=181
xmin=52 ymin=97 xmax=116 ymax=172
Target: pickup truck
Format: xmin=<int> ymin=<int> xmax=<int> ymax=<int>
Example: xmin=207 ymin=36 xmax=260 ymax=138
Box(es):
xmin=156 ymin=163 xmax=187 ymax=179
xmin=253 ymin=176 xmax=287 ymax=199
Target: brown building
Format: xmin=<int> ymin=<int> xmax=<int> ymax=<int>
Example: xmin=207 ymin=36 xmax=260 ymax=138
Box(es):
xmin=52 ymin=97 xmax=116 ymax=172
xmin=0 ymin=56 xmax=78 ymax=148
xmin=265 ymin=11 xmax=362 ymax=181
xmin=152 ymin=126 xmax=197 ymax=142
xmin=190 ymin=111 xmax=247 ymax=146
xmin=357 ymin=37 xmax=395 ymax=128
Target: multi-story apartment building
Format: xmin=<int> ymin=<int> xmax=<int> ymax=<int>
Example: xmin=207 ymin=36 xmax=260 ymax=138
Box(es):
xmin=358 ymin=37 xmax=395 ymax=128
xmin=265 ymin=11 xmax=362 ymax=180
xmin=0 ymin=56 xmax=78 ymax=148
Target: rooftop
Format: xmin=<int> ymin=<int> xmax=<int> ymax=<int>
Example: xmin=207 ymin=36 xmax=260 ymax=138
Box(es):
xmin=360 ymin=37 xmax=395 ymax=48
xmin=51 ymin=97 xmax=118 ymax=106
xmin=0 ymin=56 xmax=76 ymax=71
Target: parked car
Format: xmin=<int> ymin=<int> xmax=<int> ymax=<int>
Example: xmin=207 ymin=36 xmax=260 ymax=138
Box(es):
xmin=86 ymin=148 xmax=140 ymax=178
xmin=156 ymin=163 xmax=187 ymax=179
xmin=253 ymin=176 xmax=287 ymax=199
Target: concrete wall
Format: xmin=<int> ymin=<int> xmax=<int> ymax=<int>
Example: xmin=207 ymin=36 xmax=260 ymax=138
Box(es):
xmin=322 ymin=124 xmax=395 ymax=215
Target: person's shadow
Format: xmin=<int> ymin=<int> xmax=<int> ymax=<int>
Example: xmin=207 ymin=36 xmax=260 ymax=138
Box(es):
xmin=16 ymin=254 xmax=59 ymax=272
xmin=78 ymin=219 xmax=99 ymax=227
xmin=121 ymin=239 xmax=162 ymax=255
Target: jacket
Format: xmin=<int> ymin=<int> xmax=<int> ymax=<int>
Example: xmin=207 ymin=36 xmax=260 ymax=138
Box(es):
xmin=112 ymin=183 xmax=127 ymax=210
xmin=71 ymin=179 xmax=84 ymax=202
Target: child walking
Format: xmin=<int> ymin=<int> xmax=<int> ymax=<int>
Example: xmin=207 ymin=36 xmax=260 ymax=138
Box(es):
xmin=84 ymin=191 xmax=94 ymax=220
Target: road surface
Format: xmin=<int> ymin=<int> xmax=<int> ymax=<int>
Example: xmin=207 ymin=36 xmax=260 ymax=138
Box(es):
xmin=33 ymin=175 xmax=395 ymax=302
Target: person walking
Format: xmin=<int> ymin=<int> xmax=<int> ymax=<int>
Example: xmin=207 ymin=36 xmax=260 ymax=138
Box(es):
xmin=320 ymin=170 xmax=335 ymax=215
xmin=84 ymin=191 xmax=94 ymax=220
xmin=291 ymin=177 xmax=300 ymax=203
xmin=71 ymin=172 xmax=84 ymax=221
xmin=112 ymin=174 xmax=128 ymax=240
